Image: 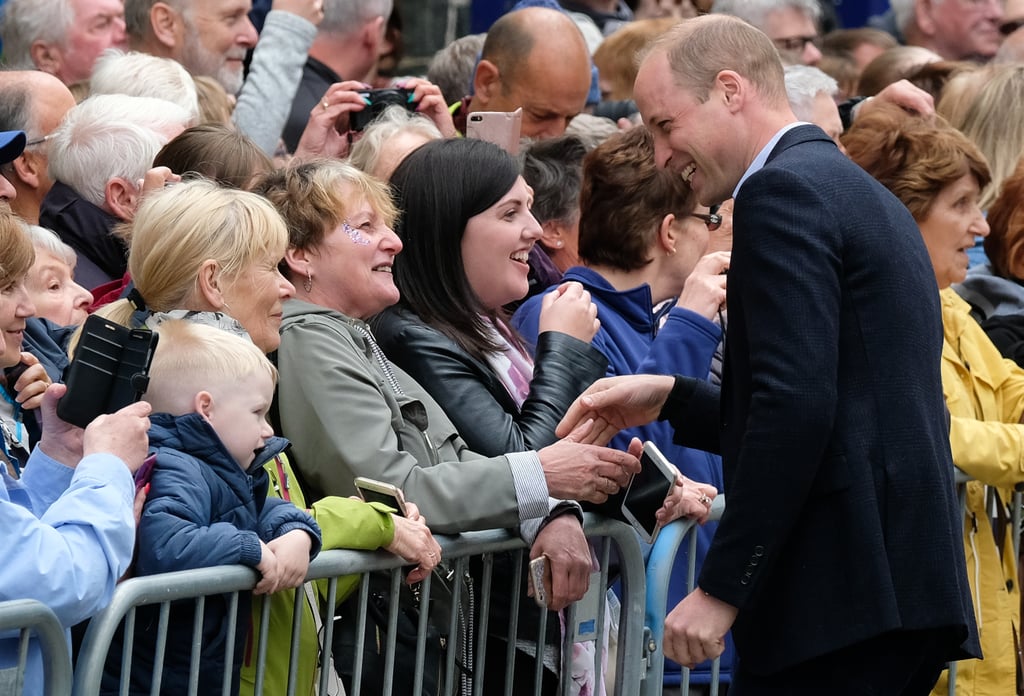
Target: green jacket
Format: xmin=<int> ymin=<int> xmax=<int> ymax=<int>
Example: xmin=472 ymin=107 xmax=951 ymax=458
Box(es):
xmin=240 ymin=451 xmax=397 ymax=696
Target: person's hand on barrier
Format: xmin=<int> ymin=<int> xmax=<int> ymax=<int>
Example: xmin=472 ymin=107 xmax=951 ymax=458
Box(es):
xmin=555 ymin=374 xmax=676 ymax=445
xmin=255 ymin=540 xmax=282 ymax=595
xmin=530 ymin=514 xmax=591 ymax=611
xmin=538 ymin=281 xmax=600 ymax=343
xmin=82 ymin=399 xmax=152 ymax=472
xmin=267 ymin=529 xmax=313 ymax=590
xmin=537 ymin=435 xmax=640 ymax=504
xmin=677 ymin=252 xmax=729 ymax=321
xmin=656 ymin=469 xmax=718 ymax=526
xmin=9 ymin=352 xmax=51 ymax=411
xmin=663 ymin=588 xmax=738 ymax=669
xmin=386 ymin=504 xmax=443 ymax=585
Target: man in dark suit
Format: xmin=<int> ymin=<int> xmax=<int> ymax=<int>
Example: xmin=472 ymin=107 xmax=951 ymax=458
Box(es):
xmin=557 ymin=13 xmax=978 ymax=694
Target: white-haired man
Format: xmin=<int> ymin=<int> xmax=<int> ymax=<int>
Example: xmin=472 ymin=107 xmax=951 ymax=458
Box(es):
xmin=784 ymin=64 xmax=844 ymax=153
xmin=40 ymin=94 xmax=189 ymax=289
xmin=0 ymin=0 xmax=128 ymax=85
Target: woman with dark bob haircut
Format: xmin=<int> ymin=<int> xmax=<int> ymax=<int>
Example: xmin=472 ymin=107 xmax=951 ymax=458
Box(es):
xmin=844 ymin=102 xmax=1018 ymax=696
xmin=376 ymin=137 xmax=608 ymax=456
xmin=514 ymin=125 xmax=732 ymax=689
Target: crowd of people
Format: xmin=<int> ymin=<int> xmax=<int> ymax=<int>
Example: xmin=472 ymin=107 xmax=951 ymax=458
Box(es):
xmin=1 ymin=0 xmax=1023 ymax=694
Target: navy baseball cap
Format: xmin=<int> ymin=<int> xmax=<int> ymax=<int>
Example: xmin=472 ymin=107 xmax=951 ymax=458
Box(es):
xmin=0 ymin=131 xmax=27 ymax=166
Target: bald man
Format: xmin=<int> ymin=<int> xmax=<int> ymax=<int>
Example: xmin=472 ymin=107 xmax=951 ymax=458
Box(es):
xmin=462 ymin=7 xmax=592 ymax=140
xmin=0 ymin=72 xmax=77 ymax=224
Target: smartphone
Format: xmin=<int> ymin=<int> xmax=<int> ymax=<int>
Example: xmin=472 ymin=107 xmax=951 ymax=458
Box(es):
xmin=528 ymin=554 xmax=549 ymax=608
xmin=466 ymin=108 xmax=523 ymax=154
xmin=134 ymin=454 xmax=157 ymax=493
xmin=57 ymin=314 xmax=159 ymax=429
xmin=354 ymin=476 xmax=408 ymax=517
xmin=620 ymin=441 xmax=678 ymax=544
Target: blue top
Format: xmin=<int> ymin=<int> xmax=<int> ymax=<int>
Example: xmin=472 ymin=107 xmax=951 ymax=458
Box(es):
xmin=0 ymin=448 xmax=136 ymax=696
xmin=512 ymin=265 xmax=734 ymax=683
xmin=102 ymin=412 xmax=321 ymax=696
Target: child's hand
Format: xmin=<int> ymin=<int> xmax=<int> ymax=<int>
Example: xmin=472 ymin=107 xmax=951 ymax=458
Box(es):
xmin=254 ymin=540 xmax=281 ymax=595
xmin=266 ymin=530 xmax=312 ymax=589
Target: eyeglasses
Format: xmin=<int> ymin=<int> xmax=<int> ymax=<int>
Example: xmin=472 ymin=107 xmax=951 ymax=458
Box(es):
xmin=1000 ymin=18 xmax=1024 ymax=36
xmin=24 ymin=133 xmax=51 ymax=148
xmin=772 ymin=35 xmax=818 ymax=53
xmin=691 ymin=206 xmax=722 ymax=232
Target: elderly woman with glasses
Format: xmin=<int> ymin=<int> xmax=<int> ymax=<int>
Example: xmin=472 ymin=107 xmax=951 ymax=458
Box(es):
xmin=844 ymin=102 xmax=1018 ymax=696
xmin=513 ymin=125 xmax=732 ymax=689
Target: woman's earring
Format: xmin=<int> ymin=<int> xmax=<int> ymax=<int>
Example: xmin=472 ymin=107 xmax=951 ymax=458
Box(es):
xmin=304 ymin=269 xmax=313 ymax=293
xmin=556 ymin=240 xmax=564 ymax=248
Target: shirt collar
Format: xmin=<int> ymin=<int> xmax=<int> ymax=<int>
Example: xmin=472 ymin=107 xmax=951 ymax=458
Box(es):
xmin=733 ymin=121 xmax=806 ymax=199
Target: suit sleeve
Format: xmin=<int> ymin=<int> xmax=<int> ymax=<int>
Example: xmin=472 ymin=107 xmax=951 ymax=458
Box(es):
xmin=698 ymin=169 xmax=843 ymax=609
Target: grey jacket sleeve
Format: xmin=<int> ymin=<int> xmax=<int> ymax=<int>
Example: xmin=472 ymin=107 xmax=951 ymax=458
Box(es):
xmin=232 ymin=10 xmax=317 ymax=155
xmin=277 ymin=312 xmax=536 ymax=535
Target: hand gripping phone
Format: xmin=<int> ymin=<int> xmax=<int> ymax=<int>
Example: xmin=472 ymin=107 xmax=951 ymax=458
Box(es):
xmin=466 ymin=108 xmax=523 ymax=154
xmin=620 ymin=441 xmax=678 ymax=544
xmin=57 ymin=314 xmax=158 ymax=429
xmin=354 ymin=476 xmax=408 ymax=517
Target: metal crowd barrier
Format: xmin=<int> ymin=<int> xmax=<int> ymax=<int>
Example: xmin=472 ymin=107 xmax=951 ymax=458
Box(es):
xmin=640 ymin=496 xmax=726 ymax=696
xmin=71 ymin=514 xmax=648 ymax=696
xmin=0 ymin=599 xmax=73 ymax=696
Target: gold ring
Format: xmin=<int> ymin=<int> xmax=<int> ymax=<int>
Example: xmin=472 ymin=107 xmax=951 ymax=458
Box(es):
xmin=321 ymin=100 xmax=329 ymax=111
xmin=699 ymin=494 xmax=712 ymax=507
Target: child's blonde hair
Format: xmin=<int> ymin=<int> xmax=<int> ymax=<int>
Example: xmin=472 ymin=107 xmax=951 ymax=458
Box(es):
xmin=145 ymin=320 xmax=277 ymax=414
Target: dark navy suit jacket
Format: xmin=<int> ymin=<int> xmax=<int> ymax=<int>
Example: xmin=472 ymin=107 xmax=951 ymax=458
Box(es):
xmin=667 ymin=125 xmax=978 ymax=675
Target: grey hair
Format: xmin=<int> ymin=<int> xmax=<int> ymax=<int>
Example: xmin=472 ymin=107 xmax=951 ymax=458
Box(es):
xmin=784 ymin=64 xmax=838 ymax=120
xmin=0 ymin=0 xmax=75 ymax=70
xmin=0 ymin=83 xmax=32 ymax=133
xmin=48 ymin=94 xmax=191 ymax=207
xmin=90 ymin=49 xmax=200 ymax=124
xmin=24 ymin=223 xmax=77 ymax=266
xmin=124 ymin=0 xmax=185 ymax=40
xmin=711 ymin=0 xmax=821 ymax=29
xmin=520 ymin=134 xmax=588 ymax=226
xmin=320 ymin=0 xmax=393 ymax=35
xmin=348 ymin=105 xmax=443 ymax=174
xmin=427 ymin=33 xmax=487 ymax=106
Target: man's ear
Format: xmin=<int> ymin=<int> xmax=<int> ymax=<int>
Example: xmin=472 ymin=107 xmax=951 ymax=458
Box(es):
xmin=104 ymin=178 xmax=136 ymax=220
xmin=915 ymin=0 xmax=938 ymax=37
xmin=194 ymin=391 xmax=215 ymax=421
xmin=473 ymin=59 xmax=502 ymax=103
xmin=716 ymin=70 xmax=744 ymax=111
xmin=104 ymin=178 xmax=139 ymax=222
xmin=151 ymin=2 xmax=183 ymax=52
xmin=10 ymin=154 xmax=39 ymax=189
xmin=29 ymin=40 xmax=62 ymax=76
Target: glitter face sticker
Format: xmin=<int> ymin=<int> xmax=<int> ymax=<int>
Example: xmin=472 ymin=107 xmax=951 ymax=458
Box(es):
xmin=342 ymin=220 xmax=371 ymax=245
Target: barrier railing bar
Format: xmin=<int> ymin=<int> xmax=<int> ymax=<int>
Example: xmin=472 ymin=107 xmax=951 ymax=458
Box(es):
xmin=473 ymin=553 xmax=494 ymax=696
xmin=505 ymin=550 xmax=524 ymax=696
xmin=318 ymin=576 xmax=340 ymax=696
xmin=0 ymin=600 xmax=71 ymax=696
xmin=350 ymin=573 xmax=369 ymax=696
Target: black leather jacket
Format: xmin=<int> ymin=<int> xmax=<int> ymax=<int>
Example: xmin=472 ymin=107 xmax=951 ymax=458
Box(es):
xmin=372 ymin=306 xmax=608 ymax=457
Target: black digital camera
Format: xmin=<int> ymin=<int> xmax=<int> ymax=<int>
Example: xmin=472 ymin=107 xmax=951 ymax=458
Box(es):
xmin=349 ymin=88 xmax=417 ymax=132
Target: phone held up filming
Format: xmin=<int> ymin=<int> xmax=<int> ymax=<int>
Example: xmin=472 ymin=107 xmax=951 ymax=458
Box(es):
xmin=466 ymin=108 xmax=523 ymax=154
